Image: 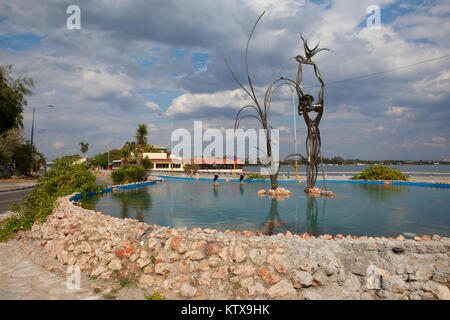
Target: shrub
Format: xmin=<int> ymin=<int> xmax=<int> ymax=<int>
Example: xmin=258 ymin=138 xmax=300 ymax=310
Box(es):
xmin=183 ymin=163 xmax=199 ymax=176
xmin=146 ymin=293 xmax=164 ymax=300
xmin=141 ymin=157 xmax=153 ymax=171
xmin=351 ymin=165 xmax=408 ymax=181
xmin=111 ymin=164 xmax=147 ymax=184
xmin=245 ymin=173 xmax=267 ymax=180
xmin=0 ymin=155 xmax=101 ymax=241
xmin=0 ymin=170 xmax=11 ymax=179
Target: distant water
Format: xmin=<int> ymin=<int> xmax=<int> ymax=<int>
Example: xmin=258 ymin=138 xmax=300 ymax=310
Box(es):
xmin=81 ymin=179 xmax=450 ymax=238
xmin=244 ymin=164 xmax=450 ymax=175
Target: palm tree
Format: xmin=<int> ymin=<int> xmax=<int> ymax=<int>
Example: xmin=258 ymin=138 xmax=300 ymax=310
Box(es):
xmin=135 ymin=124 xmax=148 ymax=166
xmin=79 ymin=141 xmax=89 ymax=161
xmin=121 ymin=141 xmax=135 ymax=166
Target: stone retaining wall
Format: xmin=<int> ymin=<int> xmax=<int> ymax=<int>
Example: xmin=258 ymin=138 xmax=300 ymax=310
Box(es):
xmin=19 ymin=193 xmax=450 ymax=300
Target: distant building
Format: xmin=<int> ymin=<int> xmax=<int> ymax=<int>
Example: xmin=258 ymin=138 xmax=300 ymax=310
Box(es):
xmin=442 ymin=157 xmax=450 ymax=163
xmin=141 ymin=153 xmax=244 ymax=174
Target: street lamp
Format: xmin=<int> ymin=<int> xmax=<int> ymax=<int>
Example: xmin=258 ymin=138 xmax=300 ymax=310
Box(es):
xmin=157 ymin=113 xmax=174 ymax=176
xmin=30 ymin=105 xmax=55 ymax=174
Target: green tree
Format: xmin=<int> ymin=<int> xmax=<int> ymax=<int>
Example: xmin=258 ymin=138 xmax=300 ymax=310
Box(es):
xmin=142 ymin=157 xmax=153 ymax=170
xmin=79 ymin=141 xmax=89 ymax=160
xmin=135 ymin=124 xmax=148 ymax=166
xmin=0 ymin=65 xmax=34 ymax=135
xmin=89 ymin=149 xmax=122 ymax=168
xmin=0 ymin=147 xmax=10 ymax=164
xmin=12 ymin=141 xmax=33 ymax=174
xmin=121 ymin=141 xmax=136 ymax=166
xmin=0 ymin=128 xmax=26 ymax=160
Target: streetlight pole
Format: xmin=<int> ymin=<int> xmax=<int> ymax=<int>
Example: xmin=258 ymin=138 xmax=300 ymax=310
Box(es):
xmin=30 ymin=105 xmax=55 ymax=175
xmin=157 ymin=113 xmax=174 ymax=176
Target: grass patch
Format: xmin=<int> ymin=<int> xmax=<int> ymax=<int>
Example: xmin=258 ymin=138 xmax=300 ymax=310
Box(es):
xmin=146 ymin=293 xmax=165 ymax=300
xmin=119 ymin=277 xmax=131 ymax=288
xmin=93 ymin=288 xmax=101 ymax=294
xmin=245 ymin=173 xmax=266 ymax=180
xmin=104 ymin=294 xmax=117 ymax=300
xmin=231 ymin=281 xmax=241 ymax=289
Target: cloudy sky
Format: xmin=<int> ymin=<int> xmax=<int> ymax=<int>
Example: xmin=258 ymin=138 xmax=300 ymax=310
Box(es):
xmin=0 ymin=0 xmax=449 ymax=161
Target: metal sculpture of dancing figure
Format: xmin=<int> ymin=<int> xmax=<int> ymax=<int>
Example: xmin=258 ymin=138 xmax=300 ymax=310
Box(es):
xmin=294 ymin=36 xmax=331 ymax=194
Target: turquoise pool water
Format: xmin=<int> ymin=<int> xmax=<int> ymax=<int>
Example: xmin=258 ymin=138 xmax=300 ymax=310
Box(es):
xmin=81 ymin=180 xmax=450 ymax=238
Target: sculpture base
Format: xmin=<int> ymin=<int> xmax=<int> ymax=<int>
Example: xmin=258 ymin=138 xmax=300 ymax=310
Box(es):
xmin=257 ymin=187 xmax=292 ymax=197
xmin=304 ymin=187 xmax=335 ymax=197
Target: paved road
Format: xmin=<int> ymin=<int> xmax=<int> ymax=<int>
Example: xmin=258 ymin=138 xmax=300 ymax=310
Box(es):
xmin=0 ymin=189 xmax=32 ymax=215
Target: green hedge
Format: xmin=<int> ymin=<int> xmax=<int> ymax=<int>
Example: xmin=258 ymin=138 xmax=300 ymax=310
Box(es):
xmin=183 ymin=163 xmax=199 ymax=176
xmin=351 ymin=165 xmax=408 ymax=181
xmin=0 ymin=156 xmax=101 ymax=242
xmin=245 ymin=173 xmax=267 ymax=180
xmin=111 ymin=164 xmax=147 ymax=184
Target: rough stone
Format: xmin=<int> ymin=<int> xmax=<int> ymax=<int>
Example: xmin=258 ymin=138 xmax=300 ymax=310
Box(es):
xmin=212 ymin=266 xmax=228 ymax=279
xmin=291 ymin=270 xmax=313 ymax=288
xmin=139 ymin=274 xmax=155 ymax=287
xmin=108 ymin=258 xmax=122 ymax=270
xmin=266 ymin=280 xmax=297 ymax=298
xmin=231 ymin=265 xmax=256 ymax=276
xmin=258 ymin=266 xmax=279 ymax=285
xmin=185 ymin=250 xmax=206 ymax=261
xmin=233 ymin=244 xmax=248 ymax=263
xmin=181 ymin=283 xmax=197 ymax=297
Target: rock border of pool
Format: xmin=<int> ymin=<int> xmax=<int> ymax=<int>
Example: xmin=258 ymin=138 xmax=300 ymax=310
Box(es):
xmin=13 ymin=179 xmax=450 ymax=300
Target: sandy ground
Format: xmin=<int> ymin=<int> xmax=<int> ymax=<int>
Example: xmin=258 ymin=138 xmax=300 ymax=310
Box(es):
xmin=0 ymin=240 xmax=100 ymax=300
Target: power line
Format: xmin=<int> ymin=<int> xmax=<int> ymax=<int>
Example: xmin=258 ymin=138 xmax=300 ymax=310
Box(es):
xmin=302 ymin=53 xmax=450 ymax=89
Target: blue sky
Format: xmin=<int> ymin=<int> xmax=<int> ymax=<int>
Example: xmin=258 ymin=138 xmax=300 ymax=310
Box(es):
xmin=0 ymin=0 xmax=448 ymax=161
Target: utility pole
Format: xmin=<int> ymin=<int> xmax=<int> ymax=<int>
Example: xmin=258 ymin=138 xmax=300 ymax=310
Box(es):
xmin=30 ymin=105 xmax=55 ymax=175
xmin=30 ymin=107 xmax=35 ymax=174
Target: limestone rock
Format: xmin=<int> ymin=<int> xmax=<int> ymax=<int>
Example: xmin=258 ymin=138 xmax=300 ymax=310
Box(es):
xmin=231 ymin=265 xmax=256 ymax=276
xmin=185 ymin=250 xmax=206 ymax=261
xmin=139 ymin=274 xmax=155 ymax=287
xmin=212 ymin=266 xmax=228 ymax=279
xmin=249 ymin=248 xmax=267 ymax=265
xmin=154 ymin=263 xmax=177 ymax=275
xmin=181 ymin=283 xmax=197 ymax=297
xmin=266 ymin=280 xmax=296 ymax=298
xmin=258 ymin=266 xmax=279 ymax=285
xmin=366 ymin=265 xmax=382 ymax=290
xmin=136 ymin=257 xmax=150 ymax=269
xmin=298 ymin=258 xmax=318 ymax=274
xmin=291 ymin=270 xmax=313 ymax=288
xmin=233 ymin=244 xmax=248 ymax=263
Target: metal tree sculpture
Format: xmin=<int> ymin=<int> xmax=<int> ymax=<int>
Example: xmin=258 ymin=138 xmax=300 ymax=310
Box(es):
xmin=227 ymin=11 xmax=330 ymax=192
xmin=226 ymin=11 xmax=283 ymax=190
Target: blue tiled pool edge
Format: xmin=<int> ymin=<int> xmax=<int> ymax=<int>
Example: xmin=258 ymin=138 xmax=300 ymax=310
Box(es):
xmin=69 ymin=180 xmax=159 ymax=202
xmin=151 ymin=175 xmax=450 ymax=189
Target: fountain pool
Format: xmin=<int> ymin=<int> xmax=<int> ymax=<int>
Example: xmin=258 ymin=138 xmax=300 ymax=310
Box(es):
xmin=80 ymin=179 xmax=450 ymax=238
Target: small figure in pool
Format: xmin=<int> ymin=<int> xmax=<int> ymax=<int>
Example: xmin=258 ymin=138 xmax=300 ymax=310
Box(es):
xmin=239 ymin=174 xmax=245 ymax=185
xmin=213 ymin=174 xmax=219 ymax=186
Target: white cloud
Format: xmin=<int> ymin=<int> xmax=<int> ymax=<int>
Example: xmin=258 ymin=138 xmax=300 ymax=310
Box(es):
xmin=145 ymin=101 xmax=160 ymax=110
xmin=52 ymin=141 xmax=65 ymax=149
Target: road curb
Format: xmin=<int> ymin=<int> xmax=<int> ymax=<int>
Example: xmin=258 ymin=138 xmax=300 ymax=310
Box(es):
xmin=0 ymin=185 xmax=36 ymax=193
